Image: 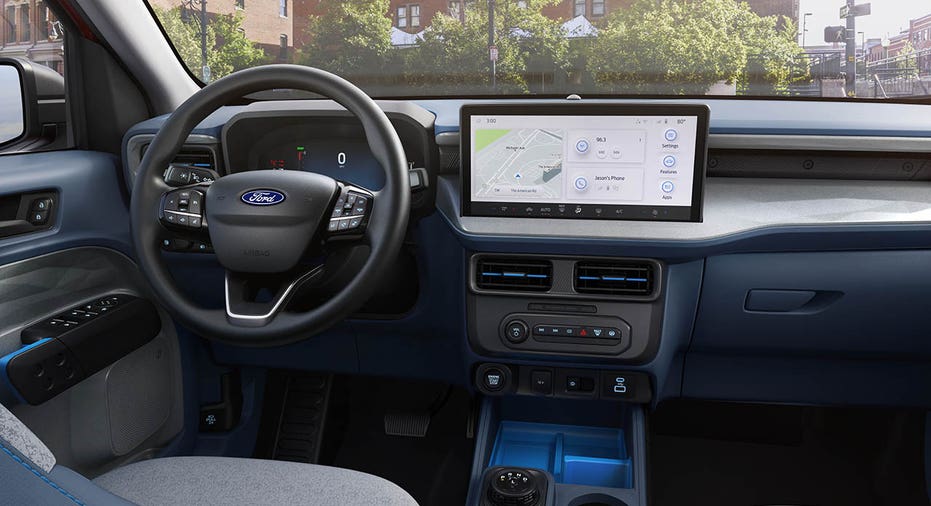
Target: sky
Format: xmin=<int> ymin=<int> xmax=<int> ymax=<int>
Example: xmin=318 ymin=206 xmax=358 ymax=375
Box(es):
xmin=797 ymin=0 xmax=930 ymax=46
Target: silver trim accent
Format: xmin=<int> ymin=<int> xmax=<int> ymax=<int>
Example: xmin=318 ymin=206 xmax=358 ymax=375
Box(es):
xmin=223 ymin=267 xmax=323 ymax=327
xmin=438 ymin=130 xmax=931 ymax=153
xmin=438 ymin=175 xmax=931 ymax=242
xmin=709 ymin=134 xmax=931 ymax=153
xmin=163 ymin=210 xmax=201 ymax=218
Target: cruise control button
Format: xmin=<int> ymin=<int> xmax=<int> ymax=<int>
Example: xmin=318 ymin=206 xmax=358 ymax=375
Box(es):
xmin=189 ymin=191 xmax=203 ymax=214
xmin=353 ymin=197 xmax=368 ymax=214
xmin=164 ymin=195 xmax=179 ymax=211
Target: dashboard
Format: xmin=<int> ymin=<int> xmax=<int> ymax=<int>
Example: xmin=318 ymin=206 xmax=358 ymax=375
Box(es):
xmin=121 ymin=97 xmax=931 ymax=410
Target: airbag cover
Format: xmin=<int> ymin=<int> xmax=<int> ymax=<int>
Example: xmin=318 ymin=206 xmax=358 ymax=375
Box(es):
xmin=205 ymin=170 xmax=337 ymax=273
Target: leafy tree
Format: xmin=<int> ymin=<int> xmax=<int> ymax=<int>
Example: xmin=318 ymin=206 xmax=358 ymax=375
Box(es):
xmin=896 ymin=41 xmax=919 ymax=79
xmin=739 ymin=14 xmax=808 ymax=94
xmin=153 ymin=6 xmax=265 ymax=81
xmin=296 ymin=0 xmax=395 ymax=86
xmin=406 ymin=0 xmax=569 ymax=94
xmin=589 ymin=0 xmax=804 ymax=95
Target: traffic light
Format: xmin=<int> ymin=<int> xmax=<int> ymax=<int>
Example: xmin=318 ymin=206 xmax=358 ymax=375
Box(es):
xmin=825 ymin=26 xmax=845 ymax=43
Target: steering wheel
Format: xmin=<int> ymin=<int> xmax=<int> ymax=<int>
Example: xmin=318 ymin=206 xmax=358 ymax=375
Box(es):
xmin=131 ymin=65 xmax=410 ymax=346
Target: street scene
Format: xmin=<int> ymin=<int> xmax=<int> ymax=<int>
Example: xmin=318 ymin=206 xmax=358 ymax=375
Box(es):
xmin=1 ymin=0 xmax=928 ymax=98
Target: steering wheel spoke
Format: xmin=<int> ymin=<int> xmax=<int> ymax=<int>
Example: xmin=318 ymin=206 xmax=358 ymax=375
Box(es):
xmin=225 ymin=265 xmax=325 ymax=327
xmin=324 ymin=182 xmax=374 ymax=244
xmin=158 ymin=183 xmax=212 ymax=233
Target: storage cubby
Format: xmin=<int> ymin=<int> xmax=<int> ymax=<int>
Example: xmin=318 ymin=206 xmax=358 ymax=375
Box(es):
xmin=490 ymin=421 xmax=632 ymax=489
xmin=468 ymin=396 xmax=647 ymax=506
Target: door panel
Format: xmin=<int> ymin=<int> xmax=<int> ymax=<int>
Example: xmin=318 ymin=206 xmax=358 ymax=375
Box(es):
xmin=0 ymin=149 xmax=184 ymax=477
xmin=0 ymin=151 xmax=131 ymax=265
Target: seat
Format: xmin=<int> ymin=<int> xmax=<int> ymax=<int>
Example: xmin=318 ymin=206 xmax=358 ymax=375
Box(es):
xmin=1 ymin=402 xmax=417 ymax=506
xmin=94 ymin=456 xmax=419 ymax=506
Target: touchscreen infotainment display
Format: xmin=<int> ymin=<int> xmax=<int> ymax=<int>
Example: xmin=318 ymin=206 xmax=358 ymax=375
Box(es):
xmin=460 ymin=104 xmax=709 ymax=222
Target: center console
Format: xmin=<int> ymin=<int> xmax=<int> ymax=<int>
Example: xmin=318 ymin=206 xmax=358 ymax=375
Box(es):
xmin=461 ymin=104 xmax=710 ymax=506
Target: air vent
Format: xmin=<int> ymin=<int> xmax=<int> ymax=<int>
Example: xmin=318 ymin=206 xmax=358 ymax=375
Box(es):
xmin=142 ymin=144 xmax=217 ymax=171
xmin=475 ymin=258 xmax=553 ymax=292
xmin=170 ymin=148 xmax=216 ymax=171
xmin=574 ymin=261 xmax=655 ymax=296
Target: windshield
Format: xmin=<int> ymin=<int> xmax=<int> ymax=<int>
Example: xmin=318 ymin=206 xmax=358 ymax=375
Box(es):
xmin=146 ymin=0 xmax=931 ymax=100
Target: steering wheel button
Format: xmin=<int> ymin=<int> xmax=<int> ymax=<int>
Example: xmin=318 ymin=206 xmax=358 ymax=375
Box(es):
xmin=348 ymin=218 xmax=361 ymax=229
xmin=189 ymin=192 xmax=203 ymax=214
xmin=189 ymin=216 xmax=202 ymax=228
xmin=327 ymin=220 xmax=339 ymax=232
xmin=338 ymin=219 xmax=350 ymax=231
xmin=346 ymin=194 xmax=357 ymax=205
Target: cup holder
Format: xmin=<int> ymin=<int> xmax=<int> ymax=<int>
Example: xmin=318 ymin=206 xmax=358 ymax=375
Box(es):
xmin=568 ymin=493 xmax=628 ymax=506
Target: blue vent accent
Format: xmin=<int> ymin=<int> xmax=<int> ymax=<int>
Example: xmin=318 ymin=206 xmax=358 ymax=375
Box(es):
xmin=476 ymin=258 xmax=553 ymax=292
xmin=575 ymin=262 xmax=655 ymax=296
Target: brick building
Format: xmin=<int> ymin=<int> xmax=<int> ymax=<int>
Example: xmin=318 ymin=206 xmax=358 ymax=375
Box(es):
xmin=149 ymin=0 xmax=293 ymax=59
xmin=910 ymin=13 xmax=931 ymax=75
xmin=744 ymin=0 xmax=798 ymax=24
xmin=0 ymin=0 xmax=64 ymax=73
xmin=380 ymin=0 xmax=799 ymax=34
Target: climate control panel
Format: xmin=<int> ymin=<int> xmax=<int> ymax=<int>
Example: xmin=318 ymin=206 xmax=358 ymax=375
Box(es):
xmin=498 ymin=313 xmax=632 ymax=355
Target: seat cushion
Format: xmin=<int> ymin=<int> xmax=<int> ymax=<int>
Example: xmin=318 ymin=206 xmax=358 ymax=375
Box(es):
xmin=94 ymin=456 xmax=418 ymax=506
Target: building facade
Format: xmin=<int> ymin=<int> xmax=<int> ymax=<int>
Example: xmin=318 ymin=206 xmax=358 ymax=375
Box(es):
xmin=381 ymin=0 xmax=799 ymax=34
xmin=149 ymin=0 xmax=293 ymax=60
xmin=0 ymin=0 xmax=64 ymax=74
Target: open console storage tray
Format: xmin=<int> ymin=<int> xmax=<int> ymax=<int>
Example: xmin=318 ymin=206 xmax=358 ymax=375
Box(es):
xmin=469 ymin=396 xmax=647 ymax=506
xmin=490 ymin=421 xmax=632 ymax=489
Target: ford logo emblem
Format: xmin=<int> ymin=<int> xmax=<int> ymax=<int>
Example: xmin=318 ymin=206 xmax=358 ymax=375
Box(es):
xmin=241 ymin=190 xmax=286 ymax=206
